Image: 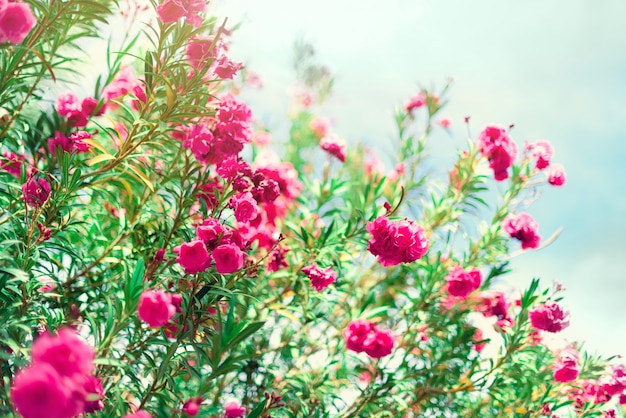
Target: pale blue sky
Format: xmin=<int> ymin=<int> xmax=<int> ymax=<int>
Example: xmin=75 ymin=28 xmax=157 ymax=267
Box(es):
xmin=213 ymin=0 xmax=626 ymax=358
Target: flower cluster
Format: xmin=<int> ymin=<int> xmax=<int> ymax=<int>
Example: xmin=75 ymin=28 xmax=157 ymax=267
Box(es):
xmin=56 ymin=93 xmax=101 ymax=127
xmin=344 ymin=320 xmax=395 ymax=358
xmin=10 ymin=328 xmax=102 ymax=418
xmin=0 ymin=0 xmax=36 ymax=44
xmin=176 ymin=94 xmax=252 ymax=165
xmin=478 ymin=125 xmax=518 ymax=181
xmin=48 ymin=131 xmax=91 ymax=155
xmin=366 ymin=216 xmax=429 ymax=266
xmin=175 ymin=218 xmax=247 ymax=274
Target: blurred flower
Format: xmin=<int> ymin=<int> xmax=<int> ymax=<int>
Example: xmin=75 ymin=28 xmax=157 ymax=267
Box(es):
xmin=502 ymin=212 xmax=541 ymax=250
xmin=302 ymin=263 xmax=337 ymax=291
xmin=548 ymin=163 xmax=567 ymax=187
xmin=0 ymin=1 xmax=36 ymax=44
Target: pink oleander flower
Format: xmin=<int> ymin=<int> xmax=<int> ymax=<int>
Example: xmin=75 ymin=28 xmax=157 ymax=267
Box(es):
xmin=1 ymin=151 xmax=23 ymax=177
xmin=554 ymin=348 xmax=580 ymax=383
xmin=223 ymin=401 xmax=246 ymax=418
xmin=529 ymin=301 xmax=569 ymax=333
xmin=83 ymin=375 xmax=104 ymax=413
xmin=124 ymin=411 xmax=152 ymax=418
xmin=477 ymin=291 xmax=514 ymax=329
xmin=320 ymin=135 xmax=347 ymax=162
xmin=344 ymin=320 xmax=395 ymax=358
xmin=363 ymin=328 xmax=395 ymax=358
xmin=438 ymin=117 xmax=451 ymax=128
xmin=22 ymin=177 xmax=51 ymax=208
xmin=445 ymin=266 xmax=482 ymax=299
xmin=214 ymin=54 xmax=243 ymax=79
xmin=404 ymin=91 xmax=426 ymax=113
xmin=47 ymin=132 xmax=73 ymax=154
xmin=196 ymin=218 xmax=226 ymax=249
xmin=502 ymin=212 xmax=541 ymax=249
xmin=301 ymin=263 xmax=337 ymax=291
xmin=10 ymin=363 xmax=83 ymax=418
xmin=182 ymin=397 xmax=203 ymax=416
xmin=548 ymin=163 xmax=566 ymax=186
xmin=138 ymin=289 xmax=177 ymax=328
xmin=55 ymin=93 xmax=99 ymax=127
xmin=174 ymin=240 xmax=212 ymax=274
xmin=366 ymin=216 xmax=429 ymax=267
xmin=478 ymin=125 xmax=518 ymax=181
xmin=185 ymin=37 xmax=218 ymax=69
xmin=344 ymin=319 xmax=375 ymax=353
xmin=212 ymin=244 xmax=245 ymax=274
xmin=229 ymin=192 xmax=259 ymax=223
xmin=0 ymin=0 xmax=36 ymax=44
xmin=156 ymin=0 xmax=206 ymax=27
xmin=31 ymin=328 xmax=94 ymax=377
xmin=102 ymin=66 xmax=142 ymax=109
xmin=528 ymin=140 xmax=554 ymax=170
xmin=309 ymin=116 xmax=330 ymax=138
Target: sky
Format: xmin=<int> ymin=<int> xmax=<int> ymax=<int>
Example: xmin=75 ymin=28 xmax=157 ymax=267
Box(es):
xmin=211 ymin=0 xmax=626 ymax=358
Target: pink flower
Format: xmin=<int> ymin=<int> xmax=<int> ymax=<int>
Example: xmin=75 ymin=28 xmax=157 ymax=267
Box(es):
xmin=156 ymin=0 xmax=206 ymax=27
xmin=363 ymin=329 xmax=395 ymax=358
xmin=83 ymin=375 xmax=104 ymax=413
xmin=554 ymin=348 xmax=580 ymax=383
xmin=344 ymin=320 xmax=375 ymax=353
xmin=10 ymin=363 xmax=83 ymax=418
xmin=31 ymin=328 xmax=94 ymax=377
xmin=477 ymin=291 xmax=514 ymax=329
xmin=22 ymin=177 xmax=51 ymax=208
xmin=196 ymin=218 xmax=226 ymax=249
xmin=212 ymin=244 xmax=245 ymax=274
xmin=478 ymin=125 xmax=518 ymax=181
xmin=174 ymin=240 xmax=212 ymax=274
xmin=182 ymin=397 xmax=203 ymax=416
xmin=320 ymin=135 xmax=347 ymax=162
xmin=445 ymin=266 xmax=482 ymax=299
xmin=124 ymin=411 xmax=152 ymax=418
xmin=224 ymin=401 xmax=246 ymax=418
xmin=309 ymin=116 xmax=330 ymax=138
xmin=186 ymin=37 xmax=218 ymax=69
xmin=502 ymin=212 xmax=541 ymax=249
xmin=548 ymin=163 xmax=566 ymax=186
xmin=1 ymin=152 xmax=23 ymax=177
xmin=528 ymin=140 xmax=553 ymax=170
xmin=344 ymin=320 xmax=395 ymax=358
xmin=404 ymin=91 xmax=426 ymax=113
xmin=0 ymin=1 xmax=36 ymax=44
xmin=229 ymin=192 xmax=259 ymax=223
xmin=366 ymin=216 xmax=429 ymax=267
xmin=529 ymin=301 xmax=569 ymax=333
xmin=138 ymin=289 xmax=177 ymax=328
xmin=214 ymin=54 xmax=243 ymax=80
xmin=102 ymin=66 xmax=142 ymax=108
xmin=301 ymin=263 xmax=337 ymax=291
xmin=438 ymin=117 xmax=451 ymax=128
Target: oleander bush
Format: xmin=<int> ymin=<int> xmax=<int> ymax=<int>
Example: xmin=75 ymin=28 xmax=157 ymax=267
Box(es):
xmin=0 ymin=1 xmax=623 ymax=417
